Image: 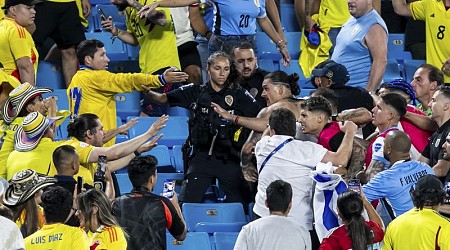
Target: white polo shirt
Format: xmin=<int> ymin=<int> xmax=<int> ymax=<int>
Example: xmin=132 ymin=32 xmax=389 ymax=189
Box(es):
xmin=254 ymin=135 xmax=327 ymax=230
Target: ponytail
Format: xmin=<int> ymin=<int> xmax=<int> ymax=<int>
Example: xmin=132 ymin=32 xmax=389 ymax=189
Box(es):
xmin=337 ymin=191 xmax=373 ymax=250
xmin=288 ymin=73 xmax=300 ymax=96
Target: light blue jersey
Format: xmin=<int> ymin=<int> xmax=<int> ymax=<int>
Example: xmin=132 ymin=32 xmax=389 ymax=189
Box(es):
xmin=363 ymin=160 xmax=434 ymax=217
xmin=200 ymin=0 xmax=266 ymax=35
xmin=331 ymin=9 xmax=387 ymax=89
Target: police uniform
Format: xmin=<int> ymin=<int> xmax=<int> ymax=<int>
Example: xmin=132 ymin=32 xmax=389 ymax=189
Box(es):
xmin=166 ymin=82 xmax=261 ymax=203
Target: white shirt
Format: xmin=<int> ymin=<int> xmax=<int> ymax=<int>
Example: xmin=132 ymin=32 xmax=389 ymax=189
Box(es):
xmin=169 ymin=7 xmax=195 ymax=46
xmin=234 ymin=215 xmax=312 ymax=250
xmin=0 ymin=215 xmax=25 ymax=250
xmin=254 ymin=135 xmax=328 ymax=230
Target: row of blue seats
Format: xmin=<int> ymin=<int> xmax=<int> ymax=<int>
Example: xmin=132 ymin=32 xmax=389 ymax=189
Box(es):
xmin=167 ymin=232 xmax=238 ymax=250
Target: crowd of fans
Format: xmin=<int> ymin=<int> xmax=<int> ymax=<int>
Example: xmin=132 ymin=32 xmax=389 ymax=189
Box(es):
xmin=1 ymin=0 xmax=450 ymax=249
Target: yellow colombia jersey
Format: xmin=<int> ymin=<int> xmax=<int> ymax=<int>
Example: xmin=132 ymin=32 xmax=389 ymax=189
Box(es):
xmin=67 ymin=69 xmax=163 ymax=147
xmin=0 ymin=0 xmax=4 ymax=19
xmin=0 ymin=18 xmax=39 ymax=82
xmin=383 ymin=208 xmax=450 ymax=250
xmin=317 ymin=0 xmax=350 ymax=29
xmin=25 ymin=223 xmax=89 ymax=250
xmin=410 ymin=0 xmax=450 ymax=83
xmin=126 ymin=2 xmax=181 ymax=74
xmin=60 ymin=137 xmax=95 ymax=185
xmin=88 ymin=225 xmax=128 ymax=250
xmin=6 ymin=138 xmax=59 ymax=180
xmin=0 ymin=117 xmax=24 ymax=179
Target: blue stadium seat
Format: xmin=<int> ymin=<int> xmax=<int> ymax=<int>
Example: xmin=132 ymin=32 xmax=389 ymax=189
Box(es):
xmin=284 ymin=32 xmax=302 ymax=60
xmin=403 ymin=59 xmax=425 ymax=83
xmin=387 ymin=33 xmax=412 ymax=60
xmin=115 ymin=91 xmax=141 ymax=121
xmin=258 ymin=59 xmax=276 ymax=72
xmin=115 ymin=172 xmax=133 ymax=195
xmin=95 ymin=5 xmax=127 ymax=31
xmin=168 ymin=106 xmax=190 ymax=117
xmin=85 ymin=13 xmax=97 ymax=33
xmin=142 ymin=145 xmax=175 ymax=172
xmin=89 ymin=0 xmax=111 ymax=5
xmin=85 ymin=32 xmax=128 ymax=60
xmin=166 ymin=232 xmax=212 ymax=250
xmin=255 ymin=32 xmax=280 ymax=61
xmin=194 ymin=222 xmax=245 ymax=233
xmin=127 ymin=116 xmax=189 ymax=148
xmin=214 ymin=232 xmax=239 ymax=250
xmin=115 ymin=116 xmax=128 ymax=145
xmin=36 ymin=60 xmax=66 ymax=89
xmin=280 ymin=4 xmax=301 ymax=32
xmin=182 ymin=203 xmax=247 ymax=232
xmin=279 ymin=60 xmax=315 ymax=89
xmin=171 ymin=145 xmax=184 ymax=173
xmin=383 ymin=59 xmax=402 ymax=83
xmin=127 ymin=44 xmax=140 ymax=60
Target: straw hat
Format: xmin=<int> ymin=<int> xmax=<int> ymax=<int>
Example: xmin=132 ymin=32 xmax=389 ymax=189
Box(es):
xmin=3 ymin=169 xmax=56 ymax=207
xmin=2 ymin=82 xmax=52 ymax=124
xmin=14 ymin=111 xmax=62 ymax=152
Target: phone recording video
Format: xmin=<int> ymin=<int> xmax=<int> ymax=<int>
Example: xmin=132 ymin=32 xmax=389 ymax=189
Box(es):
xmin=162 ymin=179 xmax=175 ymax=199
xmin=98 ymin=8 xmax=107 ymax=21
xmin=348 ymin=179 xmax=361 ymax=194
xmin=77 ymin=176 xmax=84 ymax=194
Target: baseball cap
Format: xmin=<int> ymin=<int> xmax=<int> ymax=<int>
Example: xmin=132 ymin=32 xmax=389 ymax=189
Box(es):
xmin=2 ymin=0 xmax=42 ymax=9
xmin=415 ymin=175 xmax=444 ymax=193
xmin=311 ymin=61 xmax=350 ymax=87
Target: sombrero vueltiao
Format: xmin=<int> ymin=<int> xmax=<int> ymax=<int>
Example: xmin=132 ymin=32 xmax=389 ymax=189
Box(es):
xmin=14 ymin=111 xmax=62 ymax=152
xmin=2 ymin=82 xmax=52 ymax=124
xmin=3 ymin=169 xmax=56 ymax=207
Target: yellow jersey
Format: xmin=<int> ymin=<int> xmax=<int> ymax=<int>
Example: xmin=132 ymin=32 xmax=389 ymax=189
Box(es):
xmin=125 ymin=1 xmax=180 ymax=74
xmin=317 ymin=0 xmax=350 ymax=29
xmin=0 ymin=117 xmax=24 ymax=178
xmin=67 ymin=69 xmax=163 ymax=147
xmin=25 ymin=223 xmax=89 ymax=250
xmin=0 ymin=17 xmax=38 ymax=82
xmin=410 ymin=0 xmax=450 ymax=83
xmin=6 ymin=138 xmax=59 ymax=179
xmin=88 ymin=225 xmax=128 ymax=250
xmin=0 ymin=0 xmax=4 ymax=20
xmin=383 ymin=208 xmax=450 ymax=250
xmin=60 ymin=137 xmax=95 ymax=185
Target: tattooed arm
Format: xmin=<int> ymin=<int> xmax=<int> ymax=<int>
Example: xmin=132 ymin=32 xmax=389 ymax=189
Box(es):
xmin=240 ymin=130 xmax=262 ymax=182
xmin=362 ymin=159 xmax=386 ymax=184
xmin=347 ymin=138 xmax=369 ymax=179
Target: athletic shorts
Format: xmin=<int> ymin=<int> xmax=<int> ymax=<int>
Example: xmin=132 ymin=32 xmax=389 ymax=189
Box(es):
xmin=178 ymin=41 xmax=202 ymax=70
xmin=33 ymin=1 xmax=86 ymax=49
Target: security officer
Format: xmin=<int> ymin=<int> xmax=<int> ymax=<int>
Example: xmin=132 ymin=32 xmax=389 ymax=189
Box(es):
xmin=143 ymin=51 xmax=261 ymax=204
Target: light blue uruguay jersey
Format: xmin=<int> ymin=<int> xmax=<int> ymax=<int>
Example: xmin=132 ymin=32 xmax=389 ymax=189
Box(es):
xmin=363 ymin=160 xmax=434 ymax=217
xmin=201 ymin=0 xmax=266 ymax=35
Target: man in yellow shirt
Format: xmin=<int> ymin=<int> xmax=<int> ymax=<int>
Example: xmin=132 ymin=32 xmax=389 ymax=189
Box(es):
xmin=0 ymin=0 xmax=40 ymax=84
xmin=101 ymin=0 xmax=182 ymax=117
xmin=383 ymin=175 xmax=450 ymax=249
xmin=24 ymin=186 xmax=89 ymax=250
xmin=61 ymin=113 xmax=167 ymax=187
xmin=68 ymin=39 xmax=188 ymax=146
xmin=6 ymin=111 xmax=62 ymax=179
xmin=392 ymin=0 xmax=450 ymax=83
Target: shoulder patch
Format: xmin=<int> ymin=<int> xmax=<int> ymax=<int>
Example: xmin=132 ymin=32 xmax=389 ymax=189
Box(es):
xmin=374 ymin=143 xmax=382 ymax=152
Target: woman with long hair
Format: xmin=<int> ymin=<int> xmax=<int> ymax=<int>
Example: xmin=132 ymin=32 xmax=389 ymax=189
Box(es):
xmin=76 ymin=189 xmax=127 ymax=249
xmin=319 ymin=189 xmax=384 ymax=250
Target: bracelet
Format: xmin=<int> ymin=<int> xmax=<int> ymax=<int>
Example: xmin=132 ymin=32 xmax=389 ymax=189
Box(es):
xmin=234 ymin=115 xmax=240 ymax=124
xmin=134 ymin=150 xmax=141 ymax=156
xmin=276 ymin=40 xmax=286 ymax=52
xmin=111 ymin=27 xmax=120 ymax=43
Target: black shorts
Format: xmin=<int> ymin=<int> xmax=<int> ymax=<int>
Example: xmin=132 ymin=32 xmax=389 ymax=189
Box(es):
xmin=33 ymin=1 xmax=86 ymax=49
xmin=177 ymin=41 xmax=202 ymax=70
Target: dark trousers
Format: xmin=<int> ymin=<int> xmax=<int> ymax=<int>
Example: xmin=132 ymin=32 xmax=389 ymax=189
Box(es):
xmin=179 ymin=150 xmax=251 ymax=206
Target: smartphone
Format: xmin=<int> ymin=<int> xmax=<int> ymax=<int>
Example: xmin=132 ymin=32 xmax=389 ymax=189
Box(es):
xmin=96 ymin=155 xmax=107 ymax=179
xmin=162 ymin=179 xmax=175 ymax=199
xmin=348 ymin=179 xmax=361 ymax=194
xmin=77 ymin=176 xmax=84 ymax=194
xmin=98 ymin=8 xmax=107 ymax=21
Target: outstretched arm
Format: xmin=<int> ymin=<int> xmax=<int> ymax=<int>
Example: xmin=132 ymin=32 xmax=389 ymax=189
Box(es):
xmin=392 ymin=0 xmax=413 ymax=17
